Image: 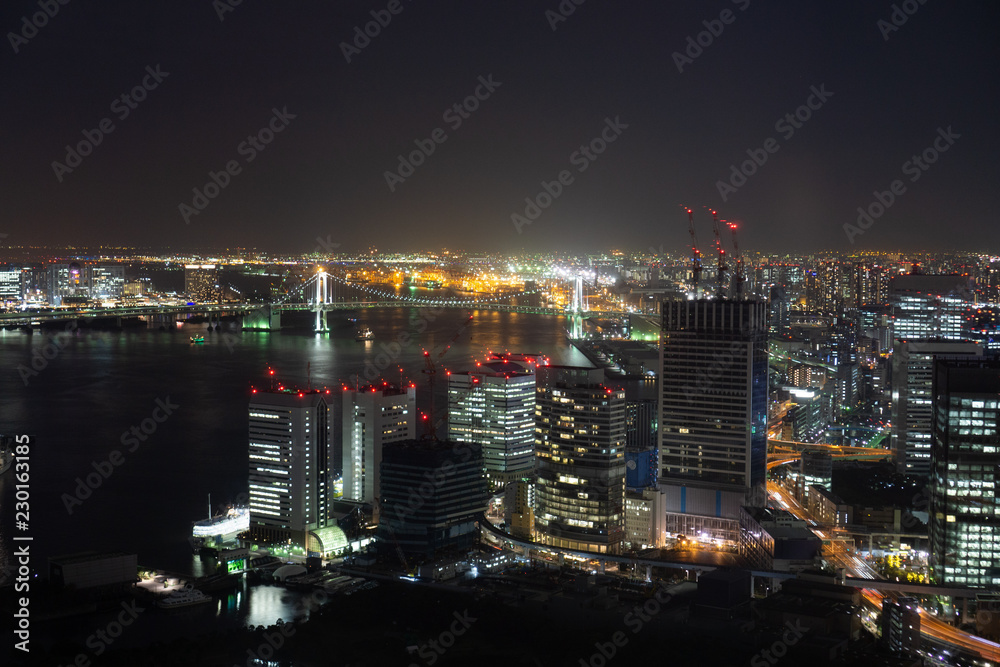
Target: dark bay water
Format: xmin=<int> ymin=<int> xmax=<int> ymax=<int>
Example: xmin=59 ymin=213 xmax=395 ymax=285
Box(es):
xmin=0 ymin=308 xmax=586 ymax=626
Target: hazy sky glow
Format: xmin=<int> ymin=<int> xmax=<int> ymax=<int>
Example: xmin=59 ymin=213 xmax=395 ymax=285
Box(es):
xmin=2 ymin=0 xmax=998 ymax=254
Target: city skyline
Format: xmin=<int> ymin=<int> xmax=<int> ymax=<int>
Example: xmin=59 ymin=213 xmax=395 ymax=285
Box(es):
xmin=6 ymin=2 xmax=1000 ymax=665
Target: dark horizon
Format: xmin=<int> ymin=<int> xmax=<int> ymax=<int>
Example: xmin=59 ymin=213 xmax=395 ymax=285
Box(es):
xmin=2 ymin=1 xmax=999 ymax=255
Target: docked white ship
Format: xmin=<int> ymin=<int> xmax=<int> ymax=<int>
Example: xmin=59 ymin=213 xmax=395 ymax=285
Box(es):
xmin=190 ymin=505 xmax=249 ymax=552
xmin=156 ymin=589 xmax=212 ymax=609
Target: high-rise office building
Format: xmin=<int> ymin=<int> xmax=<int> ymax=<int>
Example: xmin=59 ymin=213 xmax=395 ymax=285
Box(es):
xmin=891 ymin=340 xmax=983 ymax=476
xmin=889 ymin=274 xmax=974 ymax=341
xmin=659 ymin=299 xmax=769 ymax=543
xmin=0 ymin=266 xmax=23 ymax=303
xmin=534 ymin=366 xmax=627 ymax=555
xmin=447 ymin=358 xmax=535 ymax=490
xmin=929 ymin=358 xmax=1000 ymax=588
xmin=248 ymin=390 xmax=333 ymax=546
xmin=782 ymin=387 xmax=826 ymax=443
xmin=608 ymin=374 xmax=658 ymax=491
xmin=505 ymin=477 xmax=535 ymax=541
xmin=377 ymin=439 xmax=487 ymax=558
xmin=624 ymin=488 xmax=666 ymax=550
xmin=87 ymin=266 xmax=125 ymax=302
xmin=46 ymin=263 xmax=88 ymax=305
xmin=341 ymin=383 xmax=415 ymax=508
xmin=184 ymin=264 xmax=220 ymax=302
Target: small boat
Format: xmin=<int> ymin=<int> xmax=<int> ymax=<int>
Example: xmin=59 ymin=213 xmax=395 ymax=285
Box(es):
xmin=355 ymin=327 xmax=374 ymax=342
xmin=0 ymin=446 xmax=12 ymax=476
xmin=190 ymin=335 xmax=205 ymax=344
xmin=156 ymin=589 xmax=211 ymax=609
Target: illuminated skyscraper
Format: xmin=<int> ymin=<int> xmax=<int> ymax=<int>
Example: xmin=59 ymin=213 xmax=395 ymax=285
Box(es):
xmin=87 ymin=266 xmax=125 ymax=302
xmin=248 ymin=390 xmax=332 ymax=545
xmin=184 ymin=264 xmax=220 ymax=302
xmin=891 ymin=340 xmax=984 ymax=476
xmin=659 ymin=299 xmax=769 ymax=543
xmin=534 ymin=366 xmax=626 ymax=555
xmin=889 ymin=274 xmax=974 ymax=341
xmin=341 ymin=384 xmax=415 ymax=507
xmin=929 ymin=358 xmax=1000 ymax=587
xmin=447 ymin=358 xmax=535 ymax=490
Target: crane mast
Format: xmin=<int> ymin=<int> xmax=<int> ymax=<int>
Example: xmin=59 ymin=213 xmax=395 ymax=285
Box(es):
xmin=710 ymin=209 xmax=728 ymax=299
xmin=685 ymin=207 xmax=702 ymax=299
xmin=421 ymin=314 xmax=474 ymax=439
xmin=727 ymin=221 xmax=746 ymax=298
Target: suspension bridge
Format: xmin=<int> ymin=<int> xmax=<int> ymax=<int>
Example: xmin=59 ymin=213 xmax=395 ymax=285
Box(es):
xmin=2 ymin=270 xmax=627 ymax=333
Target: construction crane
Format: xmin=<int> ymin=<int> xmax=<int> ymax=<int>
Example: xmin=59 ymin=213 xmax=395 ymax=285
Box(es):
xmin=726 ymin=220 xmax=746 ymax=298
xmin=684 ymin=207 xmax=702 ymax=298
xmin=709 ymin=208 xmax=728 ymax=299
xmin=421 ymin=313 xmax=475 ymax=439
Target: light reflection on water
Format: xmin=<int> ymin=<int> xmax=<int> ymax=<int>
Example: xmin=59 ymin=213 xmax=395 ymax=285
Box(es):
xmin=0 ymin=309 xmax=589 ymax=643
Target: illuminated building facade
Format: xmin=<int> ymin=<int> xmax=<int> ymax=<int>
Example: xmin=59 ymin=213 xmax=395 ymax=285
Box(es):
xmin=447 ymin=359 xmax=535 ymax=490
xmin=87 ymin=265 xmax=125 ymax=302
xmin=929 ymin=358 xmax=1000 ymax=588
xmin=891 ymin=339 xmax=983 ymax=476
xmin=534 ymin=366 xmax=626 ymax=555
xmin=0 ymin=266 xmax=24 ymax=303
xmin=248 ymin=390 xmax=332 ymax=546
xmin=341 ymin=384 xmax=415 ymax=508
xmin=184 ymin=264 xmax=219 ymax=302
xmin=889 ymin=274 xmax=974 ymax=341
xmin=659 ymin=299 xmax=769 ymax=543
xmin=46 ymin=262 xmax=87 ymax=305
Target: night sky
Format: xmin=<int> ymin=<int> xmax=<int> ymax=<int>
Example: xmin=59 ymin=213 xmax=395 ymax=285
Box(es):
xmin=2 ymin=0 xmax=998 ymax=254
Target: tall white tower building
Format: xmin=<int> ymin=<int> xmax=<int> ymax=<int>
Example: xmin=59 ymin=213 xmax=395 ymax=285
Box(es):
xmin=341 ymin=383 xmax=416 ymax=506
xmin=248 ymin=390 xmax=333 ymax=545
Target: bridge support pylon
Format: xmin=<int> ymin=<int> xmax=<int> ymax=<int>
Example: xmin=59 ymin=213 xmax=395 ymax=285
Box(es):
xmin=314 ymin=271 xmax=330 ymax=334
xmin=243 ymin=305 xmax=281 ymax=332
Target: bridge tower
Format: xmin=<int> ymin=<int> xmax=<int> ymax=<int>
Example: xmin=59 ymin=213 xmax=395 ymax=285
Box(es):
xmin=314 ymin=270 xmax=329 ymax=334
xmin=569 ymin=275 xmax=585 ymax=339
